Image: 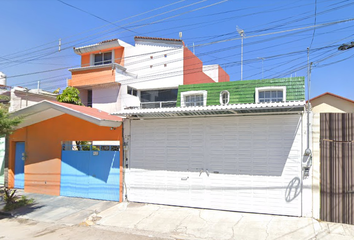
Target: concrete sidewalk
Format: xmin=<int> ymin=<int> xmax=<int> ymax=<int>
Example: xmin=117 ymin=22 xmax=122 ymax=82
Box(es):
xmin=2 ymin=191 xmax=354 ymax=239
xmin=96 ymin=202 xmax=354 ymax=240
xmin=2 ymin=190 xmax=118 ymax=225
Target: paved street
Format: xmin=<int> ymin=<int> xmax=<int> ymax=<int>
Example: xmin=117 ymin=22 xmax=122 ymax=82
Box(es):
xmin=1 ymin=191 xmax=354 ymax=240
xmin=0 ymin=218 xmax=169 ymax=240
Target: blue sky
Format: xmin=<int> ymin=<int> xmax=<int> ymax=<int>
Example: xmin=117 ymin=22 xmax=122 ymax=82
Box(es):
xmin=1 ymin=0 xmax=354 ymax=100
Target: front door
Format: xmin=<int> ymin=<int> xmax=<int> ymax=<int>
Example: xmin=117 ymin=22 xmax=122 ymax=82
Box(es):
xmin=14 ymin=142 xmax=25 ymax=189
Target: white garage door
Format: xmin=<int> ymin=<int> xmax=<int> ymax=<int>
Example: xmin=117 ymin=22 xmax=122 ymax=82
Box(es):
xmin=126 ymin=114 xmax=303 ymax=216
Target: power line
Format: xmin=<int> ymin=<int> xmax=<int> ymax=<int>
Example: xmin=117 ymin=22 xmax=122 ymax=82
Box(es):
xmin=57 ymin=0 xmax=138 ymax=33
xmin=6 ymin=16 xmax=354 ymax=80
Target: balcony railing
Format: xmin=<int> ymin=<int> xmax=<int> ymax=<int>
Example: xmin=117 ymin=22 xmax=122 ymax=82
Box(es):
xmin=140 ymin=101 xmax=177 ymax=109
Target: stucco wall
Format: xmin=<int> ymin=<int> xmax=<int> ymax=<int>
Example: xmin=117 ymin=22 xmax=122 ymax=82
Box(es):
xmin=125 ymin=42 xmax=185 ymax=90
xmin=9 ymin=89 xmax=57 ymax=112
xmin=92 ymin=84 xmax=121 ymax=112
xmin=8 ymin=114 xmax=122 ymax=196
xmin=69 ymin=67 xmax=116 ymax=88
xmin=183 ymin=48 xmax=215 ymax=85
xmin=311 ymin=94 xmax=354 ymax=113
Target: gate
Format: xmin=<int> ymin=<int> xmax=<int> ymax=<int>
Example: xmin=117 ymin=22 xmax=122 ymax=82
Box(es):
xmin=320 ymin=113 xmax=354 ymax=224
xmin=60 ymin=144 xmax=120 ymax=201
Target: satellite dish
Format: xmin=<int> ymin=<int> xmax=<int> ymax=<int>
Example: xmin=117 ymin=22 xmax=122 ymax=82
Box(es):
xmin=179 ymin=32 xmax=182 ymax=39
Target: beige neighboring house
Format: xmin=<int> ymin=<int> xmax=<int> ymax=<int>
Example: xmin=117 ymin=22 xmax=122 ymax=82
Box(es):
xmin=310 ymin=92 xmax=354 ymax=220
xmin=9 ymin=87 xmax=58 ymax=112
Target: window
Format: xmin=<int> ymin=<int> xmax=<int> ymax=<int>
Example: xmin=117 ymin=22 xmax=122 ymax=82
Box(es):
xmin=181 ymin=90 xmax=207 ymax=107
xmin=140 ymin=89 xmax=177 ymax=102
xmin=127 ymin=86 xmax=138 ymax=96
xmin=140 ymin=89 xmax=178 ymax=108
xmin=87 ymin=90 xmax=92 ymax=107
xmin=94 ymin=52 xmax=112 ymax=65
xmin=255 ymin=86 xmax=286 ymax=103
xmin=185 ymin=95 xmax=204 ymax=107
xmin=220 ymin=90 xmax=229 ymax=105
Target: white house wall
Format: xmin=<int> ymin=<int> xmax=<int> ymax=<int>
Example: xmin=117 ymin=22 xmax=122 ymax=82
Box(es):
xmin=92 ymin=85 xmax=121 ymax=113
xmin=126 ymin=114 xmax=305 ymax=216
xmin=311 ymin=112 xmax=321 ymax=219
xmin=301 ymin=111 xmax=313 ymax=218
xmin=122 ymin=42 xmax=184 ymax=90
xmin=9 ymin=89 xmax=57 ymax=112
xmin=202 ymin=64 xmax=219 ymax=82
xmin=118 ymin=85 xmax=141 ymax=110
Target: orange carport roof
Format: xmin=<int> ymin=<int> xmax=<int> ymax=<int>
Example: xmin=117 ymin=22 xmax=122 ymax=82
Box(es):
xmin=11 ymin=100 xmax=123 ymax=128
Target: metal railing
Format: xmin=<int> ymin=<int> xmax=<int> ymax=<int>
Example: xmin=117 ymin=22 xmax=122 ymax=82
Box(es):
xmin=140 ymin=101 xmax=177 ymax=109
xmin=62 ymin=144 xmax=120 ymax=151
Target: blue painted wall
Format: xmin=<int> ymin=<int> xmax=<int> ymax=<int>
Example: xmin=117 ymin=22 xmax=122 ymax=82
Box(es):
xmin=60 ymin=147 xmax=120 ymax=201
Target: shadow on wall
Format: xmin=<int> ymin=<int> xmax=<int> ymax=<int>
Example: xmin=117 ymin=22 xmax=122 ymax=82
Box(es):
xmin=129 ymin=115 xmax=302 ymax=177
xmin=61 ymin=147 xmax=119 ymax=183
xmin=91 ymin=85 xmax=119 ymax=104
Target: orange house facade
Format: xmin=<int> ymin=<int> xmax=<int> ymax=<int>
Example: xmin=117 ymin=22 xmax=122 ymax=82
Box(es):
xmin=8 ymin=101 xmax=124 ymax=201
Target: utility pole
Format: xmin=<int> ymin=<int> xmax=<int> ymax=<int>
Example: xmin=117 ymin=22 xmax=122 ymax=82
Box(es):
xmin=37 ymin=81 xmax=40 ymax=94
xmin=306 ymin=48 xmax=312 ymax=153
xmin=237 ymin=27 xmax=245 ymax=81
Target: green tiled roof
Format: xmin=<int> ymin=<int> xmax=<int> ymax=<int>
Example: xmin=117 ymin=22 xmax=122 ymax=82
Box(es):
xmin=176 ymin=77 xmax=305 ymax=106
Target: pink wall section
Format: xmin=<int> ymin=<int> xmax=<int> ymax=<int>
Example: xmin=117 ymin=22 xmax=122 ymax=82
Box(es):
xmin=183 ymin=48 xmax=215 ymax=85
xmin=218 ymin=65 xmax=230 ymax=82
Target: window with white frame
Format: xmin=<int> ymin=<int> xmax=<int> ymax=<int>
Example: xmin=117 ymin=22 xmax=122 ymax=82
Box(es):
xmin=181 ymin=90 xmax=207 ymax=107
xmin=127 ymin=86 xmax=138 ymax=96
xmin=220 ymin=90 xmax=230 ymax=105
xmin=255 ymin=86 xmax=286 ymax=103
xmin=94 ymin=52 xmax=112 ymax=65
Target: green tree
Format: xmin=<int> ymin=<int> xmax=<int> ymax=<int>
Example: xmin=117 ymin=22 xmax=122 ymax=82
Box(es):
xmin=0 ymin=105 xmax=22 ymax=137
xmin=56 ymin=86 xmax=88 ymax=150
xmin=56 ymin=86 xmax=83 ymax=106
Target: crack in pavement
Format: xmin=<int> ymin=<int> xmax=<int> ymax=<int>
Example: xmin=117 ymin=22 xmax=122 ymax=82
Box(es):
xmin=173 ymin=214 xmax=191 ymax=234
xmin=133 ymin=206 xmax=161 ymax=229
xmin=265 ymin=217 xmax=273 ymax=240
xmin=311 ymin=218 xmax=320 ymax=240
xmin=229 ymin=215 xmax=243 ymax=240
xmin=198 ymin=210 xmax=208 ymax=226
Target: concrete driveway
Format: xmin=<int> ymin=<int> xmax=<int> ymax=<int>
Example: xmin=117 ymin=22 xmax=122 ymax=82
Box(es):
xmin=97 ymin=202 xmax=354 ymax=240
xmin=2 ymin=190 xmax=118 ymax=225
